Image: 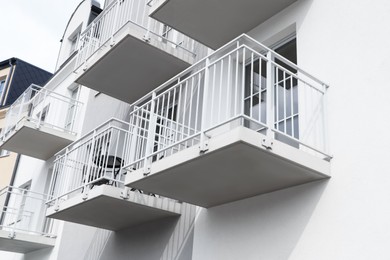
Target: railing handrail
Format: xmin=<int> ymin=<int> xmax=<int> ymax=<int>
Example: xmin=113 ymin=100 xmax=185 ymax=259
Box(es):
xmin=131 ymin=33 xmax=328 ymax=107
xmin=239 ymin=34 xmax=330 ymax=88
xmin=10 ymin=84 xmax=83 ymax=107
xmin=54 ymin=117 xmax=130 ymax=158
xmin=0 ymin=186 xmax=51 ymax=200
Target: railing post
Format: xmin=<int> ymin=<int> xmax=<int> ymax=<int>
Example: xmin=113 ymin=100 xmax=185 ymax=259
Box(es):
xmin=143 ymin=92 xmax=157 ymax=175
xmin=83 ymin=131 xmax=96 ymax=199
xmin=322 ymin=84 xmax=330 ymax=158
xmin=199 ymin=57 xmax=210 ymax=153
xmin=266 ymin=51 xmax=275 ymax=140
xmin=84 ymin=23 xmax=94 ymax=71
xmin=37 ymin=89 xmax=48 ymax=129
xmin=17 ymin=92 xmax=27 ymax=124
xmin=143 ymin=8 xmax=152 ymax=43
xmin=110 ymin=0 xmax=120 ymax=46
xmin=47 ymin=157 xmax=58 ymax=204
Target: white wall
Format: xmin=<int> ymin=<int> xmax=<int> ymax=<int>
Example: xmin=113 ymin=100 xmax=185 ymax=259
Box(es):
xmin=56 ymin=0 xmax=94 ymax=70
xmin=192 ymin=0 xmax=390 ymax=259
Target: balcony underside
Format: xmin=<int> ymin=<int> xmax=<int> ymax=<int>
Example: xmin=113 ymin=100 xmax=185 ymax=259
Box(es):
xmin=0 ymin=230 xmax=55 ymax=254
xmin=150 ymin=0 xmax=297 ymax=49
xmin=75 ymin=23 xmax=191 ymax=104
xmin=0 ymin=119 xmax=76 ymax=160
xmin=126 ymin=127 xmax=330 ymax=208
xmin=46 ymin=185 xmax=181 ymax=231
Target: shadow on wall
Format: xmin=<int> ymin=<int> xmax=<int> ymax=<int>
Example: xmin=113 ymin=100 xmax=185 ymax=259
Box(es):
xmin=192 ymin=180 xmax=329 ymax=260
xmin=99 ymin=216 xmax=180 ymax=260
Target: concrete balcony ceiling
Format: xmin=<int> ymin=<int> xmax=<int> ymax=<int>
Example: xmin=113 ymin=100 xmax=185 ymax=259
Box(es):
xmin=75 ymin=31 xmax=191 ymax=104
xmin=0 ymin=119 xmax=76 ymax=160
xmin=0 ymin=230 xmax=55 ymax=254
xmin=126 ymin=127 xmax=330 ymax=208
xmin=46 ymin=185 xmax=181 ymax=231
xmin=150 ymin=0 xmax=297 ymax=49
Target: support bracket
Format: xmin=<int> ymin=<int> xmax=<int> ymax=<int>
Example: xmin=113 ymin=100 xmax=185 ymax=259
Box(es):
xmin=120 ymin=187 xmax=130 ymax=199
xmin=199 ymin=141 xmax=209 ymax=153
xmin=261 ymin=137 xmax=273 ymax=150
xmin=8 ymin=231 xmax=16 ymax=239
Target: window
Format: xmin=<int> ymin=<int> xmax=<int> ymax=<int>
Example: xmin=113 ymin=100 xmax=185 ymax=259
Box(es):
xmin=244 ymin=37 xmax=298 ymax=146
xmin=68 ymin=26 xmax=81 ymax=55
xmin=0 ymin=79 xmax=5 ymax=105
xmin=162 ymin=25 xmax=172 ymax=39
xmin=65 ymin=87 xmax=79 ymax=131
xmin=36 ymin=105 xmax=50 ymax=123
xmin=17 ymin=183 xmax=31 ymax=225
xmin=69 ymin=33 xmax=79 ymax=54
xmin=0 ymin=128 xmax=9 ymax=156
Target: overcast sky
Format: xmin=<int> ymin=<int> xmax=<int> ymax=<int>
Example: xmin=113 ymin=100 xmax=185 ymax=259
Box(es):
xmin=0 ymin=0 xmax=103 ymax=73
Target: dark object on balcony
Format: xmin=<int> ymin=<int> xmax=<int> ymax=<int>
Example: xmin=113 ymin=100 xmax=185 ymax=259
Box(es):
xmin=89 ymin=155 xmax=124 ymax=187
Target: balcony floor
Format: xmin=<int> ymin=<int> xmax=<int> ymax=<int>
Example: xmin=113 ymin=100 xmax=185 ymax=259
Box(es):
xmin=46 ymin=185 xmax=181 ymax=231
xmin=126 ymin=127 xmax=330 ymax=208
xmin=75 ymin=22 xmax=191 ymax=104
xmin=150 ymin=0 xmax=297 ymax=49
xmin=0 ymin=119 xmax=76 ymax=160
xmin=0 ymin=230 xmax=55 ymax=254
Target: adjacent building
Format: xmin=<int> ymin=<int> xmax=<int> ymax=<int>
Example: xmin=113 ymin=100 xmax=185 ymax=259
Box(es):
xmin=0 ymin=0 xmax=389 ymax=259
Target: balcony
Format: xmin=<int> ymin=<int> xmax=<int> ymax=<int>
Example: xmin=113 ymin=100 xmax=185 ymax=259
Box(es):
xmin=149 ymin=0 xmax=297 ymax=49
xmin=124 ymin=34 xmax=331 ymax=207
xmin=46 ymin=119 xmax=181 ymax=231
xmin=74 ymin=0 xmax=209 ymax=104
xmin=0 ymin=85 xmax=83 ymax=160
xmin=0 ymin=186 xmax=56 ymax=254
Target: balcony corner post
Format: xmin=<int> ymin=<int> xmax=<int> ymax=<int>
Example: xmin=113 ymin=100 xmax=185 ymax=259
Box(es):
xmin=143 ymin=92 xmax=157 ymax=175
xmin=266 ymin=51 xmax=275 ymax=140
xmin=322 ymin=83 xmax=330 ymax=156
xmin=199 ymin=57 xmax=211 ymax=153
xmin=110 ymin=0 xmax=120 ymax=47
xmin=54 ymin=198 xmax=60 ymax=212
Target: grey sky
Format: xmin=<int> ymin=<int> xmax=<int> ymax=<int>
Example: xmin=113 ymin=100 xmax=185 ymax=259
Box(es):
xmin=0 ymin=0 xmax=103 ymax=73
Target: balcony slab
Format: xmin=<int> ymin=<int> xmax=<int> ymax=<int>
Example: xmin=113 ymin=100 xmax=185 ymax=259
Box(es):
xmin=0 ymin=230 xmax=55 ymax=254
xmin=46 ymin=185 xmax=181 ymax=231
xmin=126 ymin=126 xmax=330 ymax=208
xmin=0 ymin=119 xmax=76 ymax=160
xmin=75 ymin=22 xmax=192 ymax=104
xmin=150 ymin=0 xmax=297 ymax=49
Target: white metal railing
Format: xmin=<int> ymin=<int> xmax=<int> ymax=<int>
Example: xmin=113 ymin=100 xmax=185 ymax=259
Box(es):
xmin=0 ymin=84 xmax=83 ymax=143
xmin=76 ymin=0 xmax=209 ymax=69
xmin=49 ymin=34 xmax=330 ymax=205
xmin=0 ymin=186 xmax=57 ymax=237
xmin=47 ymin=119 xmax=131 ymax=205
xmin=123 ymin=34 xmax=330 ymax=173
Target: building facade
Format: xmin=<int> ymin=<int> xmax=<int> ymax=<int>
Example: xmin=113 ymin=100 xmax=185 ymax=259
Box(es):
xmin=0 ymin=0 xmax=389 ymax=259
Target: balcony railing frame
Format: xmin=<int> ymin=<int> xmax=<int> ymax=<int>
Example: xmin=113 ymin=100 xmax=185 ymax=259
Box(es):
xmin=0 ymin=84 xmax=83 ymax=144
xmin=123 ymin=34 xmax=331 ymax=173
xmin=50 ymin=34 xmax=331 ymax=206
xmin=76 ymin=0 xmax=209 ymax=70
xmin=0 ymin=186 xmax=57 ymax=238
xmin=47 ymin=118 xmax=132 ymax=206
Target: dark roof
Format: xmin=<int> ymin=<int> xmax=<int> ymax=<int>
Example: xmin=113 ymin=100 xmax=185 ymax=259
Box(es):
xmin=1 ymin=58 xmax=52 ymax=107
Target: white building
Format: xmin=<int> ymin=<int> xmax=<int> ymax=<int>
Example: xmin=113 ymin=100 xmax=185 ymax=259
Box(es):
xmin=1 ymin=0 xmax=389 ymax=259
